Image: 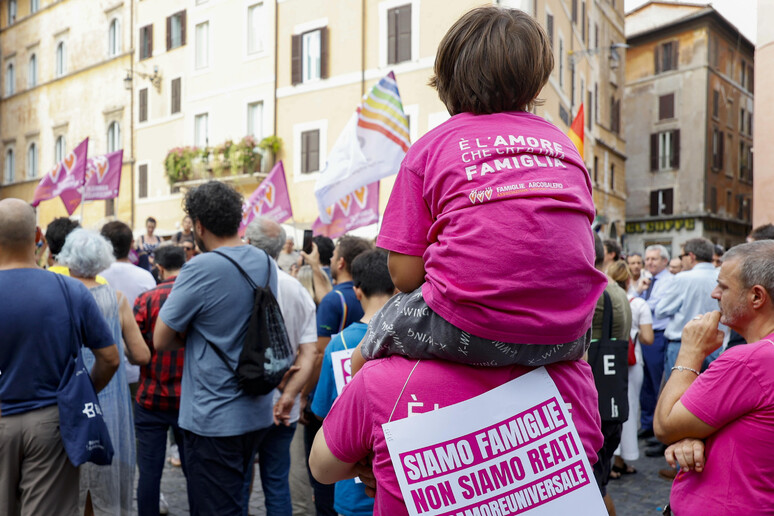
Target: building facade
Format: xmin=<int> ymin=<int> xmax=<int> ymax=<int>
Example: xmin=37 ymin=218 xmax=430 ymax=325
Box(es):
xmin=623 ymin=2 xmax=754 ymax=255
xmin=753 ymin=0 xmax=771 ymax=226
xmin=0 ymin=0 xmax=133 ymax=226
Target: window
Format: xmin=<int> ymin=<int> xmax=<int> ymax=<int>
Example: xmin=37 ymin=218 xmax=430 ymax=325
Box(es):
xmin=55 ymin=136 xmax=66 ymax=163
xmin=546 ymin=14 xmax=553 ymax=48
xmin=247 ymin=101 xmax=263 ymax=139
xmin=108 ymin=19 xmax=121 ymax=57
xmin=195 ymin=22 xmax=209 ymax=69
xmin=387 ymin=4 xmax=412 ymax=64
xmin=107 ymin=122 xmax=120 ymax=152
xmin=711 ymin=128 xmax=724 ymax=170
xmin=572 ymin=0 xmax=578 ymax=23
xmin=726 ymin=190 xmax=732 ymax=212
xmin=166 ymin=10 xmax=186 ymax=51
xmin=140 ymin=25 xmax=153 ymax=60
xmin=747 ymin=65 xmax=754 ymax=93
xmin=594 ymin=83 xmax=598 ymax=124
xmin=55 ymin=41 xmax=66 ymax=77
xmin=27 ymin=54 xmax=36 ymax=87
xmin=709 ymin=187 xmax=717 ymax=213
xmin=650 ymin=130 xmax=680 ymax=171
xmin=581 ymin=2 xmax=586 ymax=42
xmin=300 ymin=129 xmax=320 ymax=174
xmin=4 ymin=149 xmax=14 ymax=184
xmin=594 ymin=23 xmax=599 ymax=48
xmin=558 ymin=38 xmax=564 ymax=87
xmin=610 ymin=163 xmax=615 ymax=190
xmin=105 ymin=199 xmax=115 ymax=217
xmin=194 ymin=113 xmax=208 ymax=148
xmin=654 ymin=40 xmax=679 ymax=74
xmin=740 ymin=108 xmax=746 ymax=133
xmin=291 ymin=27 xmax=329 ymax=85
xmin=5 ymin=63 xmax=14 ymax=96
xmin=8 ymin=0 xmax=16 ymax=24
xmin=740 ymin=59 xmax=746 ymax=87
xmin=748 ymin=112 xmax=753 ymax=136
xmin=139 ymin=88 xmax=148 ymax=122
xmin=650 ymin=188 xmax=674 ymax=216
xmin=610 ymin=97 xmax=620 ymax=134
xmin=586 ymin=90 xmax=592 ymax=129
xmin=709 ymin=35 xmax=718 ymax=68
xmin=138 ymin=164 xmax=148 ymax=199
xmin=171 ymin=77 xmax=181 ymax=114
xmin=247 ymin=3 xmax=264 ymax=54
xmin=725 ymin=134 xmax=733 ymax=176
xmin=27 ymin=142 xmax=38 ymax=178
xmin=658 ymin=93 xmax=674 ymax=120
xmin=712 ymin=90 xmax=719 ymax=118
xmin=30 ymin=0 xmax=39 ymax=13
xmin=593 ymin=156 xmax=598 ymax=183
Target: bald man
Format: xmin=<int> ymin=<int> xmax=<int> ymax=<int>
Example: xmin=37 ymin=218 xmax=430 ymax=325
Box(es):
xmin=0 ymin=199 xmax=120 ymax=516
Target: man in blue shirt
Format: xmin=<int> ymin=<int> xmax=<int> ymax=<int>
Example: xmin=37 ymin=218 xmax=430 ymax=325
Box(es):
xmin=311 ymin=249 xmax=394 ymax=516
xmin=638 ymin=244 xmax=674 ymax=439
xmin=155 ymin=182 xmax=277 ymax=516
xmin=302 ymin=234 xmax=371 ymax=516
xmin=657 ymin=238 xmax=724 ymax=382
xmin=0 ymin=199 xmax=118 ymax=515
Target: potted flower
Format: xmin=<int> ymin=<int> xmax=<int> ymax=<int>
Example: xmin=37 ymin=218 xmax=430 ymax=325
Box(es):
xmin=258 ymin=135 xmax=283 ymax=170
xmin=164 ymin=146 xmax=198 ymax=185
xmin=212 ymin=140 xmax=233 ymax=177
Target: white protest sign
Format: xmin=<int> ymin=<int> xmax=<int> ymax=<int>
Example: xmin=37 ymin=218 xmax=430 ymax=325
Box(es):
xmin=382 ymin=367 xmax=606 ymax=516
xmin=331 ymin=348 xmax=355 ymax=395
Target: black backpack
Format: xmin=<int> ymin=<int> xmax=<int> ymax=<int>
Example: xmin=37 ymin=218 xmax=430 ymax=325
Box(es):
xmin=207 ymin=250 xmax=294 ymax=396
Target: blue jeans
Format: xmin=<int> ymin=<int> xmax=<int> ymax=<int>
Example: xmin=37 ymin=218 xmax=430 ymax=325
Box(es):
xmin=664 ymin=340 xmax=722 ymax=383
xmin=183 ymin=427 xmax=269 ymax=516
xmin=640 ymin=330 xmax=666 ymax=431
xmin=134 ymin=403 xmax=186 ymax=516
xmin=242 ymin=423 xmax=297 ymax=516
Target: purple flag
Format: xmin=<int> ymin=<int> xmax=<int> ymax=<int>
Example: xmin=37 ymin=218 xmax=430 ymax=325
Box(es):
xmin=240 ymin=161 xmax=293 ymax=234
xmin=83 ymin=150 xmax=123 ymax=201
xmin=312 ymin=182 xmax=379 ymax=239
xmin=32 ymin=138 xmax=89 ymax=214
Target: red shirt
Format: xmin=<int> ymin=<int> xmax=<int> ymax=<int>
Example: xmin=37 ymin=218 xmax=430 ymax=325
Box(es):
xmin=133 ymin=277 xmax=184 ymax=411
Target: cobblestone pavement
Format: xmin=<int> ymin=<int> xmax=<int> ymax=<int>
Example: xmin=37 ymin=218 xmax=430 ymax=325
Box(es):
xmin=145 ymin=427 xmax=675 ymax=515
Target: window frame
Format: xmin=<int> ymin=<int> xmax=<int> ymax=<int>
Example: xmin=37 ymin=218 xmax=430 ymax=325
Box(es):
xmin=166 ymin=10 xmax=187 ymax=51
xmin=140 ymin=24 xmax=153 ymax=60
xmin=650 ymin=188 xmax=674 ymax=216
xmin=5 ymin=62 xmax=14 ymax=96
xmin=54 ymin=135 xmax=66 ymax=163
xmin=108 ymin=18 xmax=121 ymax=57
xmin=27 ymin=142 xmax=38 ymax=179
xmin=195 ymin=21 xmax=210 ymax=70
xmin=30 ymin=0 xmax=39 ymax=13
xmin=139 ymin=88 xmax=149 ymax=123
xmin=386 ymin=3 xmax=412 ymax=65
xmin=55 ymin=41 xmax=66 ymax=77
xmin=246 ymin=3 xmax=264 ymax=55
xmin=247 ymin=100 xmax=264 ymax=140
xmin=170 ymin=77 xmax=182 ymax=115
xmin=292 ymin=119 xmax=327 ymax=179
xmin=4 ymin=148 xmax=15 ymax=184
xmin=107 ymin=121 xmax=121 ymax=153
xmin=27 ymin=53 xmax=37 ymax=88
xmin=194 ymin=113 xmax=209 ymax=149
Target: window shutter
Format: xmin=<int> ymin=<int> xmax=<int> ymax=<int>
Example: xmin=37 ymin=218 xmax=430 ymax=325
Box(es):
xmin=309 ymin=130 xmax=320 ymax=172
xmin=387 ymin=8 xmax=397 ymax=64
xmin=653 ymin=45 xmax=660 ymax=74
xmin=171 ymin=78 xmax=181 ymax=114
xmin=663 ymin=189 xmax=674 ymax=215
xmin=397 ymin=6 xmax=412 ymax=62
xmin=659 ymin=93 xmax=674 ymax=120
xmin=710 ymin=187 xmax=717 ymax=212
xmin=671 ymin=40 xmax=679 ymax=70
xmin=139 ymin=88 xmax=148 ymax=122
xmin=320 ymin=27 xmax=329 ymax=79
xmin=166 ymin=16 xmax=172 ymax=50
xmin=572 ymin=0 xmax=577 ymax=23
xmin=291 ymin=34 xmax=302 ymax=85
xmin=719 ymin=131 xmax=724 ymax=168
xmin=671 ymin=129 xmax=680 ymax=168
xmin=650 ymin=190 xmax=659 ymax=216
xmin=181 ymin=11 xmax=187 ymax=46
xmin=581 ymin=3 xmax=586 ymax=42
xmin=148 ymin=25 xmax=153 ymax=57
xmin=139 ymin=164 xmax=148 ymax=198
xmin=650 ymin=133 xmax=658 ymax=171
xmin=547 ymin=15 xmax=554 ymax=48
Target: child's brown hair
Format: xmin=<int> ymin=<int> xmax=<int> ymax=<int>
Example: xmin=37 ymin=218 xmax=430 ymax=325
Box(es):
xmin=430 ymin=6 xmax=554 ymax=115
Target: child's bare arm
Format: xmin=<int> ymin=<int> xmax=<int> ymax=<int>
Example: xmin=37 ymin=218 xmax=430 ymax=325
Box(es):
xmin=388 ymin=251 xmax=425 ymax=293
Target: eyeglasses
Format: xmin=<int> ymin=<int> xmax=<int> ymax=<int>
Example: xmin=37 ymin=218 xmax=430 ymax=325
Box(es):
xmin=183 ymin=246 xmax=194 ymax=251
xmin=679 ymin=253 xmax=690 ymax=259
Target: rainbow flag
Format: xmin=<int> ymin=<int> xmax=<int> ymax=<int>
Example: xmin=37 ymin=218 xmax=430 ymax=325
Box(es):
xmin=568 ymin=104 xmax=584 ymax=157
xmin=314 ymin=72 xmax=409 ymax=223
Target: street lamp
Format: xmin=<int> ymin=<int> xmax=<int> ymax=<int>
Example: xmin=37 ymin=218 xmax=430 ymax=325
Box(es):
xmin=124 ymin=66 xmax=162 ymax=92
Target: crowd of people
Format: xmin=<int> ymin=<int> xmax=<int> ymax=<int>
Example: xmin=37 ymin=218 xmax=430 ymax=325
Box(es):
xmin=3 ymin=5 xmax=774 ymax=516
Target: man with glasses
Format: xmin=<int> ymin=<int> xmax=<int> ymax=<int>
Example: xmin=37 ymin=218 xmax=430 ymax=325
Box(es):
xmin=180 ymin=242 xmax=197 ymax=261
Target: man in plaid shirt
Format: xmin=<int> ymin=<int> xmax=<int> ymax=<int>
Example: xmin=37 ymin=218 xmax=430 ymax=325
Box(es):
xmin=133 ymin=245 xmax=187 ymax=515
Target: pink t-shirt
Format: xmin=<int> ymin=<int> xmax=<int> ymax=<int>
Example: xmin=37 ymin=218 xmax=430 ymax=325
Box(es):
xmin=322 ymin=356 xmax=603 ymax=516
xmin=670 ymin=336 xmax=774 ymax=515
xmin=376 ymin=111 xmax=606 ymax=344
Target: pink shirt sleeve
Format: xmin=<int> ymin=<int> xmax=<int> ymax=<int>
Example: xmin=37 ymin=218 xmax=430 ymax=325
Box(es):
xmin=681 ymin=352 xmax=763 ymax=428
xmin=375 ymin=164 xmax=432 ymax=257
xmin=322 ymin=368 xmax=374 ymax=464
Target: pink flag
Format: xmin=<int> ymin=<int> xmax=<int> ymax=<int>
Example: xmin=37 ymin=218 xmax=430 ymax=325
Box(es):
xmin=239 ymin=161 xmax=293 ymax=234
xmin=31 ymin=138 xmax=89 ymax=214
xmin=312 ymin=182 xmax=379 ymax=239
xmin=84 ymin=150 xmax=123 ymax=201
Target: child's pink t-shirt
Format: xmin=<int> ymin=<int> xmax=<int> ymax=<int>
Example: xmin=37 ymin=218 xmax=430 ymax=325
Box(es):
xmin=322 ymin=356 xmax=603 ymax=516
xmin=376 ymin=111 xmax=606 ymax=344
xmin=670 ymin=336 xmax=774 ymax=515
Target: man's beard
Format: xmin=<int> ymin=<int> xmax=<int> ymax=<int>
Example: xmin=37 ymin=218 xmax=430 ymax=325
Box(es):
xmin=720 ymin=292 xmax=748 ymax=328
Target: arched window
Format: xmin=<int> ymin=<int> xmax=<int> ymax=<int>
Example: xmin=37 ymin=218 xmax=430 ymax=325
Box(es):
xmin=28 ymin=54 xmax=37 ymax=87
xmin=27 ymin=142 xmax=38 ymax=178
xmin=107 ymin=122 xmax=120 ymax=152
xmin=55 ymin=135 xmax=66 ymax=163
xmin=5 ymin=63 xmax=14 ymax=96
xmin=8 ymin=0 xmax=17 ymax=24
xmin=55 ymin=41 xmax=66 ymax=77
xmin=108 ymin=19 xmax=121 ymax=57
xmin=4 ymin=148 xmax=14 ymax=184
xmin=30 ymin=0 xmax=39 ymax=14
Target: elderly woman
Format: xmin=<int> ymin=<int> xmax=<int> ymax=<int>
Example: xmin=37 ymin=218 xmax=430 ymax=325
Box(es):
xmin=58 ymin=229 xmax=150 ymax=516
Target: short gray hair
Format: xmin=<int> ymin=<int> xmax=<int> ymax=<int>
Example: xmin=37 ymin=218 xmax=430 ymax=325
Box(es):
xmin=57 ymin=228 xmax=115 ymax=278
xmin=722 ymin=241 xmax=774 ymax=300
xmin=683 ymin=238 xmax=714 ymax=263
xmin=245 ymin=217 xmax=286 ymax=260
xmin=645 ymin=244 xmax=670 ymax=261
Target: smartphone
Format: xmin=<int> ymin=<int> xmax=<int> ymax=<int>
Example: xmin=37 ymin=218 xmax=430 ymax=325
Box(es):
xmin=302 ymin=229 xmax=314 ymax=254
